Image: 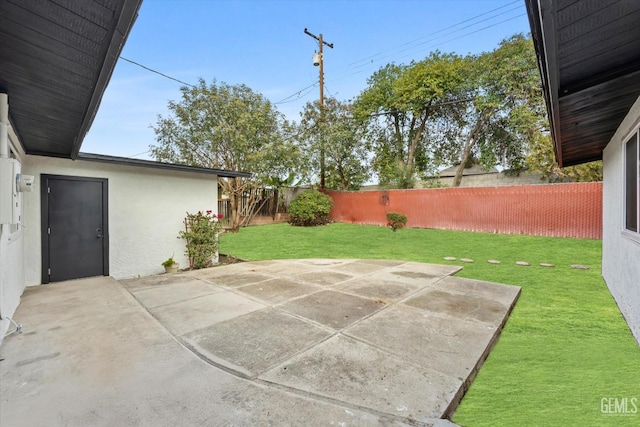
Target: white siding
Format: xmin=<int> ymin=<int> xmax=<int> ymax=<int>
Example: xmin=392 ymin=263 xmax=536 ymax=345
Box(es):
xmin=602 ymin=95 xmax=640 ymax=346
xmin=22 ymin=155 xmax=219 ymax=284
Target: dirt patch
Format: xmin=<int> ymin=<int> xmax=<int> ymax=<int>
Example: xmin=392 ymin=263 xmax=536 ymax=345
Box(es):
xmin=217 ymin=253 xmax=246 ymax=266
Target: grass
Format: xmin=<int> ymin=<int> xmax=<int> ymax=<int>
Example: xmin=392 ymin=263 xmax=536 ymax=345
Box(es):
xmin=220 ymin=223 xmax=640 ymax=426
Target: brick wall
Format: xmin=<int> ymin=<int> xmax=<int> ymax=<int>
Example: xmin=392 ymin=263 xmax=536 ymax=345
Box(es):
xmin=326 ymin=182 xmax=602 ymax=239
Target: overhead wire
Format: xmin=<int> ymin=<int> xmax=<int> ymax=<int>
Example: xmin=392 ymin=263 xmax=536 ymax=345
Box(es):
xmin=117 ymin=1 xmax=525 ymax=113
xmin=273 ymin=4 xmax=524 ymax=108
xmin=119 ymin=57 xmax=196 ymax=88
xmin=349 ymin=7 xmax=525 ymax=74
xmin=347 ymin=0 xmax=521 ymax=68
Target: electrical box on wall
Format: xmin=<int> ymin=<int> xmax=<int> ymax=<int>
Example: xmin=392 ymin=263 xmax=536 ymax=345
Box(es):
xmin=16 ymin=174 xmax=34 ymax=192
xmin=0 ymin=157 xmax=20 ymax=224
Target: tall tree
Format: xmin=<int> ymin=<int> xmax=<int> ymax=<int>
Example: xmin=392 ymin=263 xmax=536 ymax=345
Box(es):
xmin=354 ymin=53 xmax=467 ymax=188
xmin=297 ymin=97 xmax=369 ymax=190
xmin=150 ymin=79 xmax=299 ymax=231
xmin=433 ymin=34 xmax=545 ymax=186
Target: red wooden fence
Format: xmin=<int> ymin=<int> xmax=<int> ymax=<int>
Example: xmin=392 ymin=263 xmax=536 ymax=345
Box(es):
xmin=325 ymin=182 xmax=602 ymax=239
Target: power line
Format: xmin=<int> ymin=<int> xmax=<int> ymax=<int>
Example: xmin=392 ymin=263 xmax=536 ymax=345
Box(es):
xmin=127 ymin=149 xmax=151 ymax=158
xmin=349 ymin=7 xmax=524 ymax=73
xmin=347 ymin=0 xmax=521 ymax=68
xmin=390 ymin=13 xmax=526 ymax=65
xmin=274 ymin=82 xmax=318 ymax=104
xmin=119 ymin=57 xmax=196 ymax=88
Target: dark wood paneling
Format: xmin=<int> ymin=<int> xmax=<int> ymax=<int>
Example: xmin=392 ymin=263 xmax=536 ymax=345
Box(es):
xmin=557 ymin=71 xmax=640 ymax=165
xmin=0 ymin=0 xmax=141 ymax=157
xmin=1 ymin=2 xmax=103 ymax=57
xmin=52 ymin=0 xmax=115 ymax=29
xmin=556 ymin=0 xmax=612 ymax=32
xmin=526 ymin=0 xmax=640 ymax=167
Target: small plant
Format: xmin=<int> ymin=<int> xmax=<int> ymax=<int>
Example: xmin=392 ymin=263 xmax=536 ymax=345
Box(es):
xmin=386 ymin=211 xmax=408 ymax=231
xmin=288 ymin=190 xmax=334 ymax=226
xmin=161 ymin=255 xmax=177 ymax=267
xmin=179 ymin=211 xmax=223 ymax=269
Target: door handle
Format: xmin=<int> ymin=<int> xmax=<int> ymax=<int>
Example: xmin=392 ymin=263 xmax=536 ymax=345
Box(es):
xmin=96 ymin=228 xmax=103 ymax=239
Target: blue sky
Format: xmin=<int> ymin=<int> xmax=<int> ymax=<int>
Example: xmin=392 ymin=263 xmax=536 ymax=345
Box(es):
xmin=82 ymin=0 xmax=531 ymax=159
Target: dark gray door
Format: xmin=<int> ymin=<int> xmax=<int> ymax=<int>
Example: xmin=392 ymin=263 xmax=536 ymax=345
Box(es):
xmin=41 ymin=175 xmax=109 ymax=283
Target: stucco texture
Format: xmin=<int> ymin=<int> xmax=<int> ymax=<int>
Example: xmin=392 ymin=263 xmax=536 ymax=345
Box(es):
xmin=22 ymin=155 xmax=219 ymax=284
xmin=602 ymin=95 xmax=640 ymax=346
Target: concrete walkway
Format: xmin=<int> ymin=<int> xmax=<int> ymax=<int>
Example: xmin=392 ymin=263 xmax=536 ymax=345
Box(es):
xmin=0 ymin=259 xmax=520 ymax=426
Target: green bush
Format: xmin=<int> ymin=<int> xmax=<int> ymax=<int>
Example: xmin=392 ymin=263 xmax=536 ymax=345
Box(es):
xmin=288 ymin=190 xmax=334 ymax=226
xmin=179 ymin=211 xmax=222 ymax=269
xmin=386 ymin=211 xmax=408 ymax=231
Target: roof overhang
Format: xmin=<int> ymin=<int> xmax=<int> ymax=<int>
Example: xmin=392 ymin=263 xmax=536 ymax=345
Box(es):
xmin=0 ymin=0 xmax=143 ymax=159
xmin=77 ymin=152 xmax=252 ymax=178
xmin=525 ymin=0 xmax=640 ymax=167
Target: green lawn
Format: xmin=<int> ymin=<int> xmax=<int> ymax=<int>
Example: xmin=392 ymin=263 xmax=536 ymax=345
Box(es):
xmin=219 ymin=223 xmax=640 ymax=426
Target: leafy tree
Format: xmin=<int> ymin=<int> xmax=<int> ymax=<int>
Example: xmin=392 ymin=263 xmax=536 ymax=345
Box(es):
xmin=150 ymin=79 xmax=299 ymax=231
xmin=354 ymin=53 xmax=468 ymax=188
xmin=297 ymin=98 xmax=369 ymax=190
xmin=526 ymin=133 xmax=603 ymax=182
xmin=433 ymin=34 xmax=546 ymax=186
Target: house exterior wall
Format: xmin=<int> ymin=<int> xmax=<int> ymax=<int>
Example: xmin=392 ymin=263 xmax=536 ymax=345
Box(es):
xmin=0 ymin=138 xmax=26 ymax=344
xmin=602 ymin=95 xmax=640 ymax=346
xmin=22 ymin=155 xmax=219 ymax=284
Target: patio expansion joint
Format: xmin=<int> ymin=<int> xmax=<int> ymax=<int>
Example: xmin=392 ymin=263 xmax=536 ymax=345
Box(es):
xmin=251 ymin=374 xmax=443 ymax=427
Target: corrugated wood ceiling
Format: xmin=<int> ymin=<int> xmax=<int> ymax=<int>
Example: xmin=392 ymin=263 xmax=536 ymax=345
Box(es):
xmin=526 ymin=0 xmax=640 ymax=167
xmin=0 ymin=0 xmax=141 ymax=158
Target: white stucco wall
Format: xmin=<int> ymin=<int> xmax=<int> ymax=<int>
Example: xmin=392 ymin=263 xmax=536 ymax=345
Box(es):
xmin=0 ymin=136 xmax=26 ymax=344
xmin=22 ymin=155 xmax=219 ymax=284
xmin=602 ymin=95 xmax=640 ymax=346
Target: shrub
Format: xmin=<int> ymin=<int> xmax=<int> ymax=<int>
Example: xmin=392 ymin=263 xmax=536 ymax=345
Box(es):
xmin=289 ymin=190 xmax=334 ymax=226
xmin=179 ymin=211 xmax=223 ymax=269
xmin=386 ymin=211 xmax=408 ymax=231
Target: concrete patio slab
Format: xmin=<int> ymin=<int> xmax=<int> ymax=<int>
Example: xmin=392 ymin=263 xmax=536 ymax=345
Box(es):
xmin=119 ymin=272 xmax=196 ymax=292
xmin=329 ymin=259 xmax=393 ymax=275
xmin=344 ymin=304 xmax=497 ymax=377
xmin=184 ymin=308 xmax=332 ymax=377
xmin=405 ymin=283 xmax=516 ymax=326
xmin=236 ymin=277 xmax=323 ymax=304
xmin=130 ymin=279 xmax=224 ymax=309
xmin=148 ymin=291 xmax=265 ymax=335
xmin=260 ymin=334 xmax=460 ymax=421
xmin=1 ymin=259 xmax=520 ymax=426
xmin=332 ymin=276 xmax=420 ymax=301
xmin=278 ymin=289 xmax=386 ymax=330
xmin=194 ymin=271 xmax=273 ymax=287
xmin=293 ymin=270 xmax=355 ymax=286
xmin=243 ymin=260 xmax=325 ymax=276
xmin=437 ymin=275 xmax=522 ymax=306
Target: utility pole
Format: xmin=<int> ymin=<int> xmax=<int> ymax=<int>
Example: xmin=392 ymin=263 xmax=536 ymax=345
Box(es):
xmin=304 ymin=28 xmax=333 ymax=189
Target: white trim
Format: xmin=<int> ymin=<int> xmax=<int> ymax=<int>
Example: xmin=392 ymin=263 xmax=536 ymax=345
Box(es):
xmin=622 ymin=230 xmax=640 ymax=245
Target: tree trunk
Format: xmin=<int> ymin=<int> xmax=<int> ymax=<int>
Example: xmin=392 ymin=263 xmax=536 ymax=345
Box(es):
xmin=406 ymin=108 xmax=430 ymax=177
xmin=229 ymin=191 xmax=240 ymax=232
xmin=453 ymin=139 xmax=474 ymax=187
xmin=453 ymin=115 xmax=485 ymax=187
